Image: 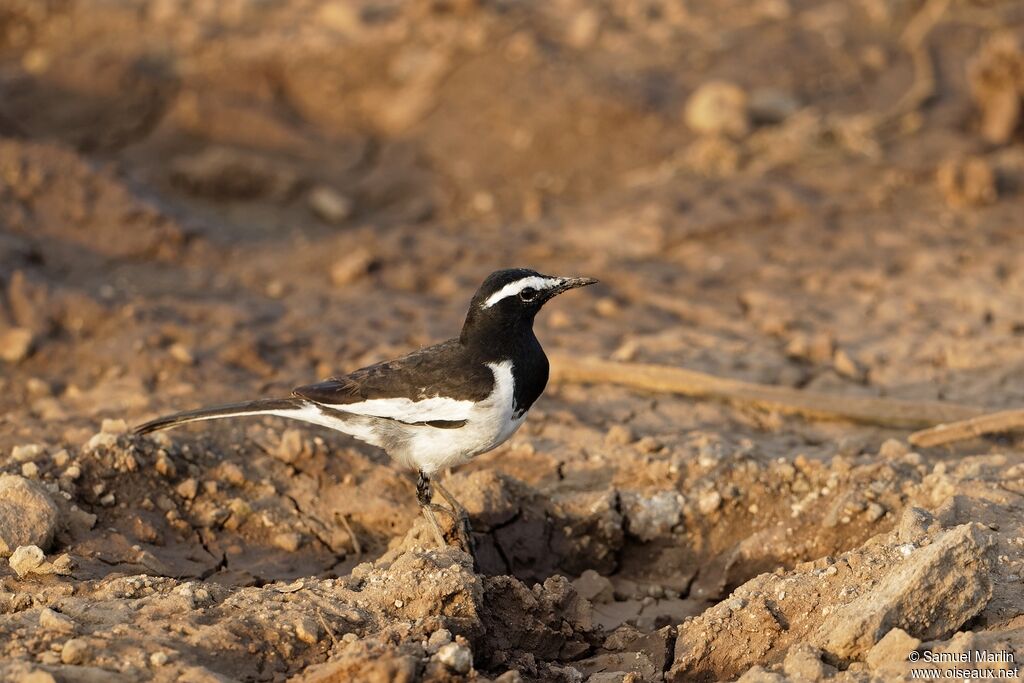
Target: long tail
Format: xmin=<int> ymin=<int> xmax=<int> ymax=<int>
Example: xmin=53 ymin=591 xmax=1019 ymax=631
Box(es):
xmin=133 ymin=397 xmax=308 ymax=435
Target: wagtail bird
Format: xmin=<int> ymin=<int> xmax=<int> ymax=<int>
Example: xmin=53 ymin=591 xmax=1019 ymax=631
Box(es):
xmin=134 ymin=268 xmax=597 ymax=551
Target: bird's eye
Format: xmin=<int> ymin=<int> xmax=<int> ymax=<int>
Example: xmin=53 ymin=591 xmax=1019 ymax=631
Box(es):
xmin=519 ymin=287 xmax=538 ymax=302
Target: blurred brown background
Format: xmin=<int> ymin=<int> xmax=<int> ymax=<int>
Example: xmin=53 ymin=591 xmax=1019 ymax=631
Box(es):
xmin=2 ymin=0 xmax=1023 ymax=419
xmin=1 ymin=1 xmax=1024 ymax=682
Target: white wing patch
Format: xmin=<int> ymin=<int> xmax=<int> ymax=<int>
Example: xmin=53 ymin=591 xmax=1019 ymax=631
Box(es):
xmin=403 ymin=359 xmax=526 ymax=475
xmin=322 ymin=394 xmax=476 ymax=422
xmin=266 ymin=403 xmax=382 ymax=447
xmin=188 ymin=362 xmax=528 ymax=477
xmin=482 ymin=276 xmax=563 ymax=308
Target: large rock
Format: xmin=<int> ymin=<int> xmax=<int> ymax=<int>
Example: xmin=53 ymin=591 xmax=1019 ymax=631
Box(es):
xmin=0 ymin=475 xmax=61 ymax=557
xmin=813 ymin=523 xmax=994 ymax=660
xmin=669 ymin=523 xmax=994 ymax=681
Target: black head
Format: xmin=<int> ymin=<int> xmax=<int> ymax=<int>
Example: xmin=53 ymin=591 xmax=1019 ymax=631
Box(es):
xmin=460 ymin=268 xmax=597 ymax=351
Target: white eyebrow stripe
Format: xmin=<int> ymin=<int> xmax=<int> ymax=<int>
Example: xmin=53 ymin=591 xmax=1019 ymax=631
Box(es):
xmin=482 ymin=276 xmax=562 ymax=308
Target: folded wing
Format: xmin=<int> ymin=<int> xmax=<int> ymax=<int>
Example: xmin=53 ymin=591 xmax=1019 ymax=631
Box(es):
xmin=292 ymin=339 xmax=494 ymax=424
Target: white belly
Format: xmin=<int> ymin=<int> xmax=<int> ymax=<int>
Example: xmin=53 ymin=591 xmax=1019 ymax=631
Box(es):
xmin=401 ymin=360 xmax=526 ymax=475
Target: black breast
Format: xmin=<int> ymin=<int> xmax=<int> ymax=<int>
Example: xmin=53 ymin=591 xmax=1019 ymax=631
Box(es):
xmin=511 ymin=335 xmax=549 ymax=417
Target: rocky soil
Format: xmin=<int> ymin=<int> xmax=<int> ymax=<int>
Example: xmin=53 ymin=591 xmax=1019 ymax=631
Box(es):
xmin=2 ymin=0 xmax=1024 ymax=681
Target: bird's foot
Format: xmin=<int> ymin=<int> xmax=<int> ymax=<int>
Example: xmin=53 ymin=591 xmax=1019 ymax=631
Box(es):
xmin=417 ymin=472 xmax=476 ymax=567
xmin=426 ymin=503 xmax=474 ymax=558
xmin=432 ymin=480 xmax=476 ymax=562
xmin=420 ymin=504 xmax=449 ymax=550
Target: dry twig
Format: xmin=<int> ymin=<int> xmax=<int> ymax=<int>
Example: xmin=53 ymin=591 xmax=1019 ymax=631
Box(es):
xmin=550 ymin=355 xmax=984 ymax=429
xmin=908 ymin=409 xmax=1024 ymax=447
xmin=337 ymin=512 xmax=362 ymax=557
xmin=317 ymin=608 xmax=339 ymax=648
xmin=868 ymin=0 xmax=951 ymax=131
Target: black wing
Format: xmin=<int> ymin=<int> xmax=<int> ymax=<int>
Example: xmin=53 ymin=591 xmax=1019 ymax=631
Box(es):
xmin=292 ymin=339 xmax=494 ymax=406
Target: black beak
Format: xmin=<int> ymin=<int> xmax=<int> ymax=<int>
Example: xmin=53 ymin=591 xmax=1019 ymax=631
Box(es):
xmin=550 ymin=276 xmax=598 ymax=296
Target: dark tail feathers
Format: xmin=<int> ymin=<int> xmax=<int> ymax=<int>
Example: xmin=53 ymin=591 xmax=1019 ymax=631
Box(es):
xmin=134 ymin=397 xmax=305 ymax=435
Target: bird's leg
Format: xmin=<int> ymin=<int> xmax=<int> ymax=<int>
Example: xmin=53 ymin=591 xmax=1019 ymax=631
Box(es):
xmin=416 ymin=471 xmax=448 ymax=550
xmin=433 ymin=479 xmax=474 ymax=556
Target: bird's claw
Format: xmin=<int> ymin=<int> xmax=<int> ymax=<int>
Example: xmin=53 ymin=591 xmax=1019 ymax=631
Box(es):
xmin=428 ymin=502 xmax=475 ymax=558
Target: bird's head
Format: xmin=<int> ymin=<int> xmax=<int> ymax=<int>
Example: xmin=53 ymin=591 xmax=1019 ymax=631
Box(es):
xmin=461 ymin=268 xmax=597 ymax=347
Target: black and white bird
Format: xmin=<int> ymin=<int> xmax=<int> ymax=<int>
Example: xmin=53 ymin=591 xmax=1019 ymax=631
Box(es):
xmin=134 ymin=268 xmax=597 ymax=550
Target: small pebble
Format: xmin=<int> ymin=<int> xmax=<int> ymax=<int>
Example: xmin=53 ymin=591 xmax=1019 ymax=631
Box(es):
xmin=154 ymin=452 xmax=177 ymax=478
xmin=273 ymin=532 xmax=302 ymax=553
xmin=150 ymin=651 xmax=169 ymax=667
xmin=833 ymin=348 xmax=863 ymax=380
xmin=101 ymin=418 xmax=128 ymax=435
xmin=9 ymin=545 xmax=45 ymax=578
xmin=228 ymin=498 xmax=251 ymax=519
xmin=21 ymin=462 xmax=39 ymax=478
xmin=937 ymin=156 xmax=997 ymax=208
xmin=437 ymin=642 xmax=472 ymax=674
xmin=309 ymin=185 xmax=353 ymax=224
xmin=878 ymin=438 xmax=909 ymax=460
xmin=39 ymin=608 xmax=76 ymax=633
xmin=727 ymin=597 xmax=747 ymax=611
xmin=60 ymin=638 xmax=90 ymax=665
xmin=698 ymin=490 xmax=723 ymax=514
xmin=176 ymin=478 xmax=199 ymax=500
xmin=605 ymin=424 xmax=634 ymax=446
xmin=265 ymin=280 xmax=286 ymax=298
xmin=567 ymin=8 xmax=600 ymax=49
xmin=276 ymin=429 xmax=305 ymax=463
xmin=295 ymin=615 xmax=320 ymax=645
xmin=684 ymin=80 xmax=751 ymax=138
xmin=634 ymin=436 xmax=663 ymax=454
xmin=330 ymin=248 xmax=374 ymax=287
xmin=220 ymin=462 xmax=246 ymax=486
xmin=86 ymin=432 xmax=118 ymax=451
xmin=11 ymin=444 xmax=44 ymax=462
xmin=25 ymin=378 xmax=52 ymax=397
xmin=427 ymin=628 xmax=452 ymax=653
xmin=47 ymin=554 xmax=76 ymax=575
xmin=168 ymin=343 xmax=194 ymax=365
xmin=865 ymin=502 xmax=886 ymax=522
xmin=594 ymin=297 xmax=620 ymax=317
xmin=0 ymin=327 xmax=33 ymax=362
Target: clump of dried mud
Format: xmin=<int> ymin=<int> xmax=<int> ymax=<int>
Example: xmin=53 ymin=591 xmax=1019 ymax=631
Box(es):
xmin=3 ymin=1 xmax=1024 ymax=682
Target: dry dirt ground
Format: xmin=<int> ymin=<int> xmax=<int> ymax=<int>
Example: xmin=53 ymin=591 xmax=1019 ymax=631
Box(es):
xmin=2 ymin=1 xmax=1024 ymax=681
